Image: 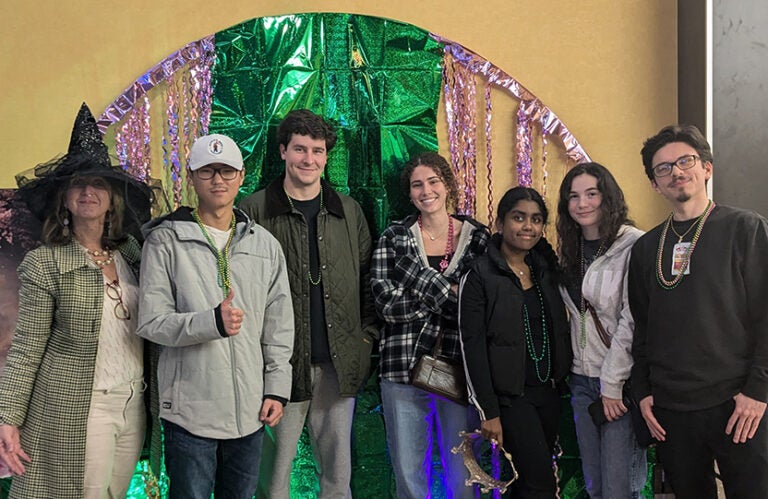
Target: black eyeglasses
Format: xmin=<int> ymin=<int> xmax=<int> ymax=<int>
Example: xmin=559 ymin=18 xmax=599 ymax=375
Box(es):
xmin=105 ymin=280 xmax=131 ymax=320
xmin=194 ymin=166 xmax=240 ymax=180
xmin=652 ymin=155 xmax=700 ymax=178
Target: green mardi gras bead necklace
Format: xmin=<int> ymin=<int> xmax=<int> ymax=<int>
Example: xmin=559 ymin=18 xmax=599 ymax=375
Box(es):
xmin=285 ymin=187 xmax=324 ymax=286
xmin=192 ymin=209 xmax=236 ymax=296
xmin=578 ymin=237 xmax=606 ymax=349
xmin=523 ymin=273 xmax=552 ymax=383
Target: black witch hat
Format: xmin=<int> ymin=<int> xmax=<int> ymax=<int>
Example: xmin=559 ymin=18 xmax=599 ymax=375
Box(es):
xmin=14 ymin=103 xmax=153 ymax=238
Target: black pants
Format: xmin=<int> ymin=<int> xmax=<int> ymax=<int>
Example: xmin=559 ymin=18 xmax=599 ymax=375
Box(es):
xmin=655 ymin=399 xmax=768 ymax=499
xmin=499 ymin=383 xmax=561 ymax=499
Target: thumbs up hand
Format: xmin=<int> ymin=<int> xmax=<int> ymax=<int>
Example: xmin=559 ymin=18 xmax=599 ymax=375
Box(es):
xmin=221 ymin=288 xmax=244 ymax=336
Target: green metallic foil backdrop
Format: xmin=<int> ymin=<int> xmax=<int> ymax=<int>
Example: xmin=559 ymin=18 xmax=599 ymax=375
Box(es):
xmin=210 ymin=13 xmax=444 ymax=235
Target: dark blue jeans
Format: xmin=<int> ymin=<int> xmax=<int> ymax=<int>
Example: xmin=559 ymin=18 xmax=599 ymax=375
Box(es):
xmin=162 ymin=419 xmax=264 ymax=499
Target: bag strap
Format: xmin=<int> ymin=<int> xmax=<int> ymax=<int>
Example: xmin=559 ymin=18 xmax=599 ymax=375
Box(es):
xmin=584 ymin=300 xmax=612 ymax=349
xmin=431 ymin=317 xmax=446 ymax=356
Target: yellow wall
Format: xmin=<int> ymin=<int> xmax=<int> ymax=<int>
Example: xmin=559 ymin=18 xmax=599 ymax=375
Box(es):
xmin=1 ymin=0 xmax=676 ymax=229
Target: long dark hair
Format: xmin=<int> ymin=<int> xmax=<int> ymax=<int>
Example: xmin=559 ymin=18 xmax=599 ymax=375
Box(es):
xmin=497 ymin=186 xmax=559 ymax=277
xmin=43 ymin=177 xmax=127 ymax=248
xmin=556 ymin=162 xmax=632 ymax=279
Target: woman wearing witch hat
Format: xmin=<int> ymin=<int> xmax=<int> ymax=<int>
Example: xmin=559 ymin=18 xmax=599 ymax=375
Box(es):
xmin=0 ymin=103 xmax=156 ymax=498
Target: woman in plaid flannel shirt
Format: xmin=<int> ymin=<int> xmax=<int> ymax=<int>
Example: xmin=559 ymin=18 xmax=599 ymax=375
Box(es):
xmin=371 ymin=152 xmax=489 ymax=499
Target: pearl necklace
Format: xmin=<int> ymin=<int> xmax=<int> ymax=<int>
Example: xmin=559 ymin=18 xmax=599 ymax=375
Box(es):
xmin=285 ymin=187 xmax=324 ymax=285
xmin=655 ymin=200 xmax=715 ymax=289
xmin=85 ymin=248 xmax=114 ymax=268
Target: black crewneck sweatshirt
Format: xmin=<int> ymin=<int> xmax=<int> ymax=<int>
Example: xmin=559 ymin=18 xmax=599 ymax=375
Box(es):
xmin=629 ymin=205 xmax=768 ymax=411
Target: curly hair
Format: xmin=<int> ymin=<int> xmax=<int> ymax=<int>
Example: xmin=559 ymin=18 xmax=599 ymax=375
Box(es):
xmin=400 ymin=151 xmax=459 ymax=211
xmin=277 ymin=109 xmax=338 ymax=152
xmin=43 ymin=176 xmax=127 ymax=248
xmin=556 ymin=162 xmax=632 ymax=279
xmin=640 ymin=124 xmax=713 ymax=181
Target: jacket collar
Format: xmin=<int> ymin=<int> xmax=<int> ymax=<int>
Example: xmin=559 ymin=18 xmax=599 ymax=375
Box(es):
xmin=263 ymin=174 xmax=345 ymax=219
xmin=399 ymin=212 xmax=480 ymax=229
xmin=159 ymin=206 xmax=248 ymax=224
xmin=54 ymin=236 xmax=140 ymax=275
xmin=143 ymin=206 xmax=252 ymax=242
xmin=602 ymin=224 xmax=643 ymax=258
xmin=486 ymin=233 xmax=548 ymax=280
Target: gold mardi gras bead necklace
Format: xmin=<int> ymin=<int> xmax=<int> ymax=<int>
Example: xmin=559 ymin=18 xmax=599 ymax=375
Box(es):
xmin=655 ymin=200 xmax=715 ymax=290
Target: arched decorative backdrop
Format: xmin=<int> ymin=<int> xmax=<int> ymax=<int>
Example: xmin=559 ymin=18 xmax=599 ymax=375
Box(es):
xmin=92 ymin=12 xmax=617 ymax=499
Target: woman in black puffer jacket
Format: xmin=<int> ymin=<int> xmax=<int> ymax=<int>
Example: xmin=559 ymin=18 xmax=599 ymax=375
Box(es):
xmin=459 ymin=186 xmax=572 ymax=498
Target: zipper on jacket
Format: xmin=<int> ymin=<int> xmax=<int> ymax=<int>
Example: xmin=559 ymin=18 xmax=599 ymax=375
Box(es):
xmin=229 ymin=336 xmax=243 ymax=435
xmin=224 ymin=222 xmax=244 ymax=435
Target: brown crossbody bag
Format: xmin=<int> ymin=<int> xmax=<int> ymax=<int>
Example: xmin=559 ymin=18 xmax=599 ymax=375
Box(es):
xmin=411 ymin=327 xmax=468 ymax=406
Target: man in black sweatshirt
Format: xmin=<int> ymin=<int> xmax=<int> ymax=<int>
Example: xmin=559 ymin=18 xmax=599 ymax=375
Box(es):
xmin=628 ymin=124 xmax=768 ymax=499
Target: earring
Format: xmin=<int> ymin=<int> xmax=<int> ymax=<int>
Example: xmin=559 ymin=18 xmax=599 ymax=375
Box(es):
xmin=104 ymin=211 xmax=112 ymax=237
xmin=62 ymin=215 xmax=70 ymax=237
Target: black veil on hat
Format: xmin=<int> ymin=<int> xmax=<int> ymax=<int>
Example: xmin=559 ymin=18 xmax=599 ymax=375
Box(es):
xmin=14 ymin=103 xmax=153 ymax=238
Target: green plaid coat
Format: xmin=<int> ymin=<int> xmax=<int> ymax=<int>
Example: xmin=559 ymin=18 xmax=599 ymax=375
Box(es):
xmin=0 ymin=237 xmax=160 ymax=498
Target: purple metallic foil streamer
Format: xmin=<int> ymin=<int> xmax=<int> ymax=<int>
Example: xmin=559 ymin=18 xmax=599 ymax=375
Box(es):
xmin=462 ymin=64 xmax=478 ymax=217
xmin=541 ymin=130 xmax=549 ymax=198
xmin=484 ymin=81 xmax=494 ymax=228
xmin=141 ymin=95 xmax=151 ymax=182
xmin=180 ymin=70 xmax=193 ymax=206
xmin=516 ymin=103 xmax=533 ymax=187
xmin=164 ymin=74 xmax=181 ymax=207
xmin=102 ymin=36 xmax=215 ymax=210
xmin=98 ymin=36 xmax=215 ymax=134
xmin=443 ymin=54 xmax=478 ymax=217
xmin=117 ymin=96 xmax=151 ymax=183
xmin=434 ymin=34 xmax=590 ymax=176
xmin=443 ymin=58 xmax=462 ymax=211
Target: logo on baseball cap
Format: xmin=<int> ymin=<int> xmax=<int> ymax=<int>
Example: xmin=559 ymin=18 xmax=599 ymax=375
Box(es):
xmin=188 ymin=134 xmax=244 ymax=171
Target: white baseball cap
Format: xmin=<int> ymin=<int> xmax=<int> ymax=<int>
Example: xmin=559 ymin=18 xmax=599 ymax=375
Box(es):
xmin=188 ymin=134 xmax=244 ymax=171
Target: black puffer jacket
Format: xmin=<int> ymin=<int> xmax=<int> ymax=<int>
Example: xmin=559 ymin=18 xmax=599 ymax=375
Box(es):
xmin=458 ymin=234 xmax=571 ymax=420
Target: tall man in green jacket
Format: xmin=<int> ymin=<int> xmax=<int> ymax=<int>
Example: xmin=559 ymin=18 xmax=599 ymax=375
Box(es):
xmin=240 ymin=109 xmax=378 ymax=498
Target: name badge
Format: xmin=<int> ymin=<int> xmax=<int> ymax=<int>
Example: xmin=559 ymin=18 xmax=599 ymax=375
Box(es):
xmin=672 ymin=242 xmax=692 ymax=276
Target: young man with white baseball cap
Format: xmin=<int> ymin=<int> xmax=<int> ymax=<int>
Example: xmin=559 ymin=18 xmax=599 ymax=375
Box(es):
xmin=138 ymin=134 xmax=295 ymax=499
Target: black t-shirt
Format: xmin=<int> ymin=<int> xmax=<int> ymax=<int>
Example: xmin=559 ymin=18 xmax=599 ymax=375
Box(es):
xmin=290 ymin=195 xmax=331 ymax=364
xmin=426 ymin=253 xmax=454 ymax=271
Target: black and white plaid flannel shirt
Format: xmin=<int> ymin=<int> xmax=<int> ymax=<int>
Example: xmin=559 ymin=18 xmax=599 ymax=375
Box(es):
xmin=371 ymin=214 xmax=489 ymax=383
